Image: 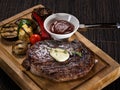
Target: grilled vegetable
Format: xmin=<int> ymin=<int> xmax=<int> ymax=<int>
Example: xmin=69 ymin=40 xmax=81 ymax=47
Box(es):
xmin=16 ymin=18 xmax=37 ymax=42
xmin=32 ymin=7 xmax=53 ymax=20
xmin=12 ymin=40 xmax=28 ymax=55
xmin=0 ymin=23 xmax=18 ymax=41
xmin=18 ymin=24 xmax=33 ymax=42
xmin=30 ymin=34 xmax=41 ymax=44
xmin=16 ymin=19 xmax=33 ymax=42
xmin=32 ymin=12 xmax=51 ymax=40
xmin=16 ymin=18 xmax=37 ymax=31
xmin=32 ymin=7 xmax=52 ymax=40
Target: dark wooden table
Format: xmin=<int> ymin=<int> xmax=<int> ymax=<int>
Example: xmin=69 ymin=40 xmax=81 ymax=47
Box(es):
xmin=0 ymin=0 xmax=120 ymax=90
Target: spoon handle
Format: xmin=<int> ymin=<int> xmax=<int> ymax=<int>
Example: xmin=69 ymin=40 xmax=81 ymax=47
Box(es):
xmin=78 ymin=23 xmax=120 ymax=32
xmin=80 ymin=23 xmax=120 ymax=28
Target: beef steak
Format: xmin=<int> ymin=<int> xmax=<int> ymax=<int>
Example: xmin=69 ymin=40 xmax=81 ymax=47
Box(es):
xmin=22 ymin=40 xmax=95 ymax=82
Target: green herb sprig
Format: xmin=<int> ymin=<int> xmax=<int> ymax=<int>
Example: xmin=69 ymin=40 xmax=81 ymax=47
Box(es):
xmin=71 ymin=51 xmax=82 ymax=57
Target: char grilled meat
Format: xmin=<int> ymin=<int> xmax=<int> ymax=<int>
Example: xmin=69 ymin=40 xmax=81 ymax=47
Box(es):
xmin=22 ymin=40 xmax=95 ymax=82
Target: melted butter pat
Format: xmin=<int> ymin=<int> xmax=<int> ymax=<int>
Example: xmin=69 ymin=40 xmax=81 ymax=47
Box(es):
xmin=50 ymin=48 xmax=69 ymax=62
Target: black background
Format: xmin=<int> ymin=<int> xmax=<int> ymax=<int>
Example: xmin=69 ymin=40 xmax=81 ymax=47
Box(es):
xmin=0 ymin=0 xmax=120 ymax=90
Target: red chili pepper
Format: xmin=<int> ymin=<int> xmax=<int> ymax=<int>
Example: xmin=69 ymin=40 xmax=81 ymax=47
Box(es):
xmin=32 ymin=12 xmax=51 ymax=40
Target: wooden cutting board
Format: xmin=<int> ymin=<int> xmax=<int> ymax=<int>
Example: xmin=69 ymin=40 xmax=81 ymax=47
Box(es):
xmin=0 ymin=4 xmax=120 ymax=90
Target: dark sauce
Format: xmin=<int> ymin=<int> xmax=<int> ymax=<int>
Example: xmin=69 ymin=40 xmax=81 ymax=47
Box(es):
xmin=50 ymin=20 xmax=74 ymax=34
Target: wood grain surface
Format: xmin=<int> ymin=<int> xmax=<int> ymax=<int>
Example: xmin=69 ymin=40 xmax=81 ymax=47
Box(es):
xmin=0 ymin=0 xmax=120 ymax=90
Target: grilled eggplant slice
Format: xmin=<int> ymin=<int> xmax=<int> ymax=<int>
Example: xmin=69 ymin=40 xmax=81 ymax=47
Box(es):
xmin=0 ymin=23 xmax=18 ymax=41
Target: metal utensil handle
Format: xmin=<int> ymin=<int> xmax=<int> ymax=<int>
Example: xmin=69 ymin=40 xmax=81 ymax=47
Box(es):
xmin=79 ymin=23 xmax=120 ymax=29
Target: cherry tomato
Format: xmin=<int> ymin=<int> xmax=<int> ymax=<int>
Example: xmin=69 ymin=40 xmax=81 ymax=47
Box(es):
xmin=30 ymin=34 xmax=41 ymax=44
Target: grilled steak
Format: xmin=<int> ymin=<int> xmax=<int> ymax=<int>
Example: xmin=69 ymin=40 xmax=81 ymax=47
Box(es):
xmin=22 ymin=40 xmax=95 ymax=82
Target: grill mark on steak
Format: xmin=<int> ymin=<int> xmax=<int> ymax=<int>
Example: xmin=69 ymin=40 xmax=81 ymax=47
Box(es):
xmin=22 ymin=40 xmax=95 ymax=82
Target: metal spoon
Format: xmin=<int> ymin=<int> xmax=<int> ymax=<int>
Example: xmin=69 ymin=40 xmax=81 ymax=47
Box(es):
xmin=78 ymin=23 xmax=120 ymax=32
